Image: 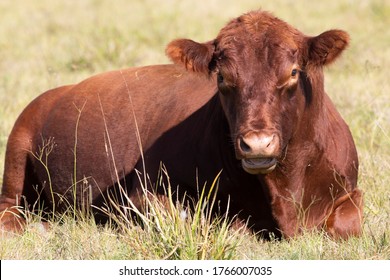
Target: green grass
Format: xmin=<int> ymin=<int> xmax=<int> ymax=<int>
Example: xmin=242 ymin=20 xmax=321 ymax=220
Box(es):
xmin=1 ymin=0 xmax=389 ymax=259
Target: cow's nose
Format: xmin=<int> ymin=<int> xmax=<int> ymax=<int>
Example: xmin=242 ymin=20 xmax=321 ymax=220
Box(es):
xmin=238 ymin=132 xmax=279 ymax=157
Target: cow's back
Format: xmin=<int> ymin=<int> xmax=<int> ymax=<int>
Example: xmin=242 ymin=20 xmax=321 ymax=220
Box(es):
xmin=6 ymin=64 xmax=217 ymax=211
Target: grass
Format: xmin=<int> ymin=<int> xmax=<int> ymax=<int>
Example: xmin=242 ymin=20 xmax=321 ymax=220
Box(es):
xmin=0 ymin=0 xmax=389 ymax=259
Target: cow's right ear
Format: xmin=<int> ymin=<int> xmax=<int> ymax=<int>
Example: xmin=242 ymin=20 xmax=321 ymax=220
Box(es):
xmin=306 ymin=30 xmax=350 ymax=67
xmin=166 ymin=39 xmax=215 ymax=75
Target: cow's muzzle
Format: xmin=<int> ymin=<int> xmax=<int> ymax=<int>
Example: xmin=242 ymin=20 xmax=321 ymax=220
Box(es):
xmin=237 ymin=132 xmax=280 ymax=174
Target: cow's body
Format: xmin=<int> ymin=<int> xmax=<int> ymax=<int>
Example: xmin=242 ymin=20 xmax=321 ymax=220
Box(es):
xmin=0 ymin=65 xmax=277 ymax=235
xmin=1 ymin=10 xmax=362 ymax=239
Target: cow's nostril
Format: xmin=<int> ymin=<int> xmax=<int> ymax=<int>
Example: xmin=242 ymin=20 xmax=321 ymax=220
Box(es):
xmin=239 ymin=137 xmax=252 ymax=153
xmin=266 ymin=134 xmax=275 ymax=148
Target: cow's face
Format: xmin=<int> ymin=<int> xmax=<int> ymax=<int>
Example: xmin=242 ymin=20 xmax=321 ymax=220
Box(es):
xmin=213 ymin=16 xmax=304 ymax=174
xmin=166 ymin=11 xmax=349 ymax=174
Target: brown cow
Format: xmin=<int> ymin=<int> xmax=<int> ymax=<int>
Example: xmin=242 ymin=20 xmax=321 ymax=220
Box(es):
xmin=0 ymin=10 xmax=362 ymax=239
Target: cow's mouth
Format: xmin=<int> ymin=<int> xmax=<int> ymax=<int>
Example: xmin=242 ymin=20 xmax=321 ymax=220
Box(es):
xmin=242 ymin=158 xmax=277 ymax=174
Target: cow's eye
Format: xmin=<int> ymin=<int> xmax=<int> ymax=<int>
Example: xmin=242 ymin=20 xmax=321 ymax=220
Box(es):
xmin=217 ymin=72 xmax=224 ymax=84
xmin=291 ymin=69 xmax=298 ymax=77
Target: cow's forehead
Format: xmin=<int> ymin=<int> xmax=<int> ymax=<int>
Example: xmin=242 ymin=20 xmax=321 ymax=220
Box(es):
xmin=217 ymin=11 xmax=301 ymax=54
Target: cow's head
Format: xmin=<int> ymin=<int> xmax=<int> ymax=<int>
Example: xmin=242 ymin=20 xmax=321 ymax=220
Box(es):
xmin=166 ymin=11 xmax=349 ymax=175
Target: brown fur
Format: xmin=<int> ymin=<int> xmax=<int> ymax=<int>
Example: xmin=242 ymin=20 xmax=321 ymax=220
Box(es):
xmin=166 ymin=10 xmax=362 ymax=238
xmin=1 ymin=10 xmax=362 ymax=239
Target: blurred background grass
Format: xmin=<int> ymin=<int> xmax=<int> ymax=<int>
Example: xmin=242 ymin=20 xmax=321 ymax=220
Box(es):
xmin=0 ymin=0 xmax=389 ymax=259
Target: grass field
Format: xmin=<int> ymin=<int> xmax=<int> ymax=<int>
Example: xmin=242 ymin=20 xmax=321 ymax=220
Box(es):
xmin=0 ymin=0 xmax=389 ymax=259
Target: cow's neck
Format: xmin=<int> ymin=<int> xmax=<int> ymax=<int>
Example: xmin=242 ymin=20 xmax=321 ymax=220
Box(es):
xmin=295 ymin=69 xmax=329 ymax=141
xmin=260 ymin=69 xmax=333 ymax=237
xmin=272 ymin=69 xmax=330 ymax=178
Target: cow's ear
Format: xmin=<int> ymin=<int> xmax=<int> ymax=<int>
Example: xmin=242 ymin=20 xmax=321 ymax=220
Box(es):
xmin=307 ymin=30 xmax=349 ymax=66
xmin=166 ymin=39 xmax=215 ymax=74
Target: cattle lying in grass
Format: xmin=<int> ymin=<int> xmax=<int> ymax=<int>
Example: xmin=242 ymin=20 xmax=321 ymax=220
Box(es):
xmin=0 ymin=10 xmax=362 ymax=239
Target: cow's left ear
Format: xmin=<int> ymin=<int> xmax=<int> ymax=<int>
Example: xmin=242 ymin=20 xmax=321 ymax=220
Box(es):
xmin=166 ymin=39 xmax=215 ymax=75
xmin=307 ymin=30 xmax=350 ymax=66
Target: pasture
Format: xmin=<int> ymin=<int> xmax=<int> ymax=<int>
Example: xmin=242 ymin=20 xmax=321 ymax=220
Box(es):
xmin=0 ymin=0 xmax=389 ymax=259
